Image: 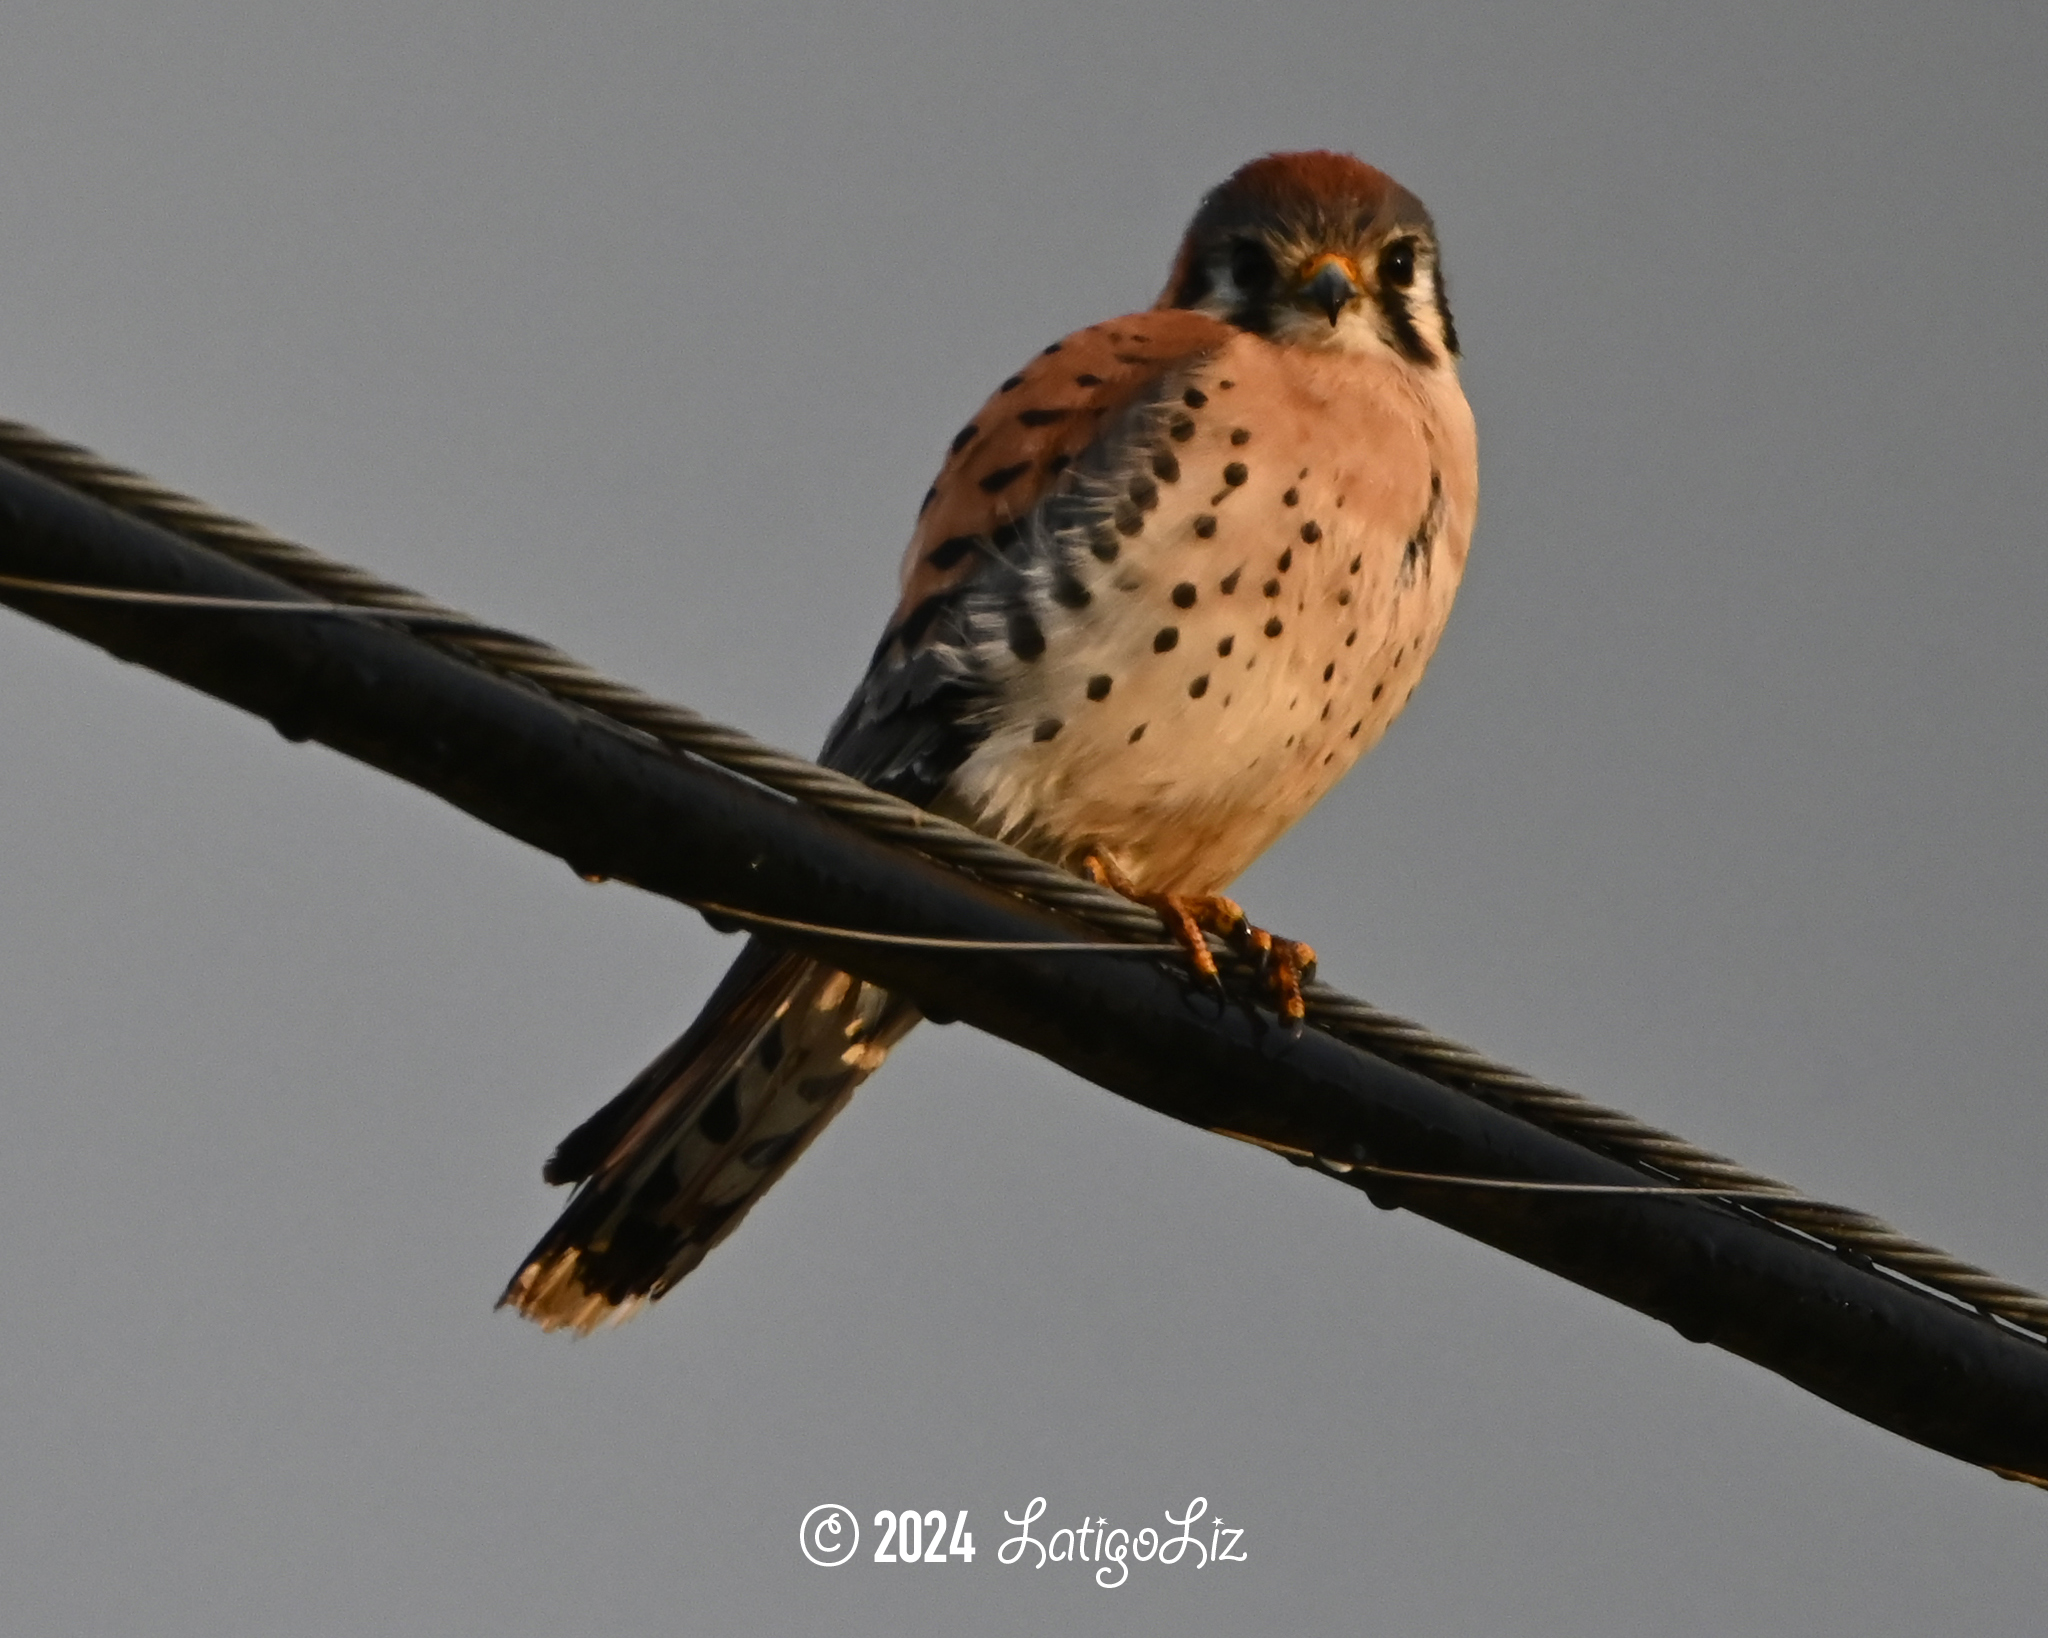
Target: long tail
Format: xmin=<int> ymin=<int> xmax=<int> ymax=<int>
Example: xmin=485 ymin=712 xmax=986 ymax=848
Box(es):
xmin=500 ymin=938 xmax=921 ymax=1332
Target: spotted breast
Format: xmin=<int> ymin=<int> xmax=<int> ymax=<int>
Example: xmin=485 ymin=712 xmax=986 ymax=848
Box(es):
xmin=840 ymin=312 xmax=1473 ymax=896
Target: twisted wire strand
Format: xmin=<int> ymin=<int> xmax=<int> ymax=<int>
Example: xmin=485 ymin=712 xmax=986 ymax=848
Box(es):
xmin=4 ymin=416 xmax=2042 ymax=1340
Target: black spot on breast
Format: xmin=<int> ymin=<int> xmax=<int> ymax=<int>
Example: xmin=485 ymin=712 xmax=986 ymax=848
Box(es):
xmin=1086 ymin=674 xmax=1112 ymax=701
xmin=1322 ymin=662 xmax=1335 ymax=681
xmin=1262 ymin=579 xmax=1281 ymax=598
xmin=1168 ymin=413 xmax=1197 ymax=442
xmin=1345 ymin=630 xmax=1357 ymax=646
xmin=697 ymin=1077 xmax=741 ymax=1144
xmin=1192 ymin=514 xmax=1217 ymax=538
xmin=1183 ymin=387 xmax=1208 ymax=408
xmin=1154 ymin=626 xmax=1180 ymax=652
xmin=951 ymin=423 xmax=979 ymax=455
xmin=1129 ymin=475 xmax=1160 ymax=510
xmin=1230 ymin=427 xmax=1250 ymax=445
xmin=1218 ymin=379 xmax=1235 ymax=389
xmin=1076 ymin=372 xmax=1103 ymax=386
xmin=1172 ymin=582 xmax=1197 ymax=608
xmin=980 ymin=461 xmax=1032 ymax=494
xmin=1189 ymin=674 xmax=1210 ymax=698
xmin=1278 ymin=548 xmax=1293 ymax=571
xmin=1337 ymin=588 xmax=1352 ymax=605
xmin=1129 ymin=723 xmax=1146 ymax=743
xmin=1018 ymin=407 xmax=1070 ymax=427
xmin=1089 ymin=529 xmax=1120 ymax=563
xmin=1052 ymin=571 xmax=1092 ymax=609
xmin=1007 ymin=610 xmax=1046 ymax=661
xmin=1372 ymin=683 xmax=1384 ymax=700
xmin=757 ymin=1025 xmax=785 ymax=1071
xmin=1220 ymin=568 xmax=1242 ymax=593
xmin=1350 ymin=721 xmax=1362 ymax=737
xmin=1320 ymin=701 xmax=1331 ymax=719
xmin=1033 ymin=717 xmax=1063 ymax=741
xmin=1217 ymin=634 xmax=1235 ymax=656
xmin=1042 ymin=340 xmax=1064 ymax=354
xmin=1113 ymin=499 xmax=1146 ymax=536
xmin=1350 ymin=555 xmax=1363 ymax=573
xmin=1301 ymin=521 xmax=1322 ymax=543
xmin=1223 ymin=462 xmax=1248 ymax=487
xmin=1000 ymin=374 xmax=1024 ymax=392
xmin=1152 ymin=450 xmax=1181 ymax=483
xmin=927 ymin=535 xmax=977 ymax=570
xmin=1282 ymin=487 xmax=1299 ymax=507
xmin=1264 ymin=617 xmax=1284 ymax=637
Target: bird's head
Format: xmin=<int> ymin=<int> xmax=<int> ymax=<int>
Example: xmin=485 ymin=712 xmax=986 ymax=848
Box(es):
xmin=1159 ymin=151 xmax=1460 ymax=366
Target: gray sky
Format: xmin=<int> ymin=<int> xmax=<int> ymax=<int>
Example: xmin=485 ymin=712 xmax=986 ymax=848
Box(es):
xmin=2 ymin=3 xmax=2044 ymax=1633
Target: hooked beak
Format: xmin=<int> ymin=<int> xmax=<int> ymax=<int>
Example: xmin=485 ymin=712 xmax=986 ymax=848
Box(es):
xmin=1301 ymin=254 xmax=1362 ymax=325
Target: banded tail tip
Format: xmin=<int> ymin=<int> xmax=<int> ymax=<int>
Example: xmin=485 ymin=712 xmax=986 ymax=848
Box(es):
xmin=497 ymin=1253 xmax=650 ymax=1335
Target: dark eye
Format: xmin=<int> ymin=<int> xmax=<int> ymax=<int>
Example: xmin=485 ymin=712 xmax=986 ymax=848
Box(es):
xmin=1229 ymin=238 xmax=1277 ymax=295
xmin=1379 ymin=240 xmax=1417 ymax=289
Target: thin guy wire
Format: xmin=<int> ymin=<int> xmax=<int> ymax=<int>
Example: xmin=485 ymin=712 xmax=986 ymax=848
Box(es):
xmin=684 ymin=899 xmax=1181 ymax=952
xmin=1345 ymin=1164 xmax=1826 ymax=1201
xmin=0 ymin=572 xmax=532 ymax=628
xmin=2 ymin=416 xmax=2042 ymax=1342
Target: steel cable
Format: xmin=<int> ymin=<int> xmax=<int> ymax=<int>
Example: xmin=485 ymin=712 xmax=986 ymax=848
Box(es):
xmin=4 ymin=416 xmax=2042 ymax=1340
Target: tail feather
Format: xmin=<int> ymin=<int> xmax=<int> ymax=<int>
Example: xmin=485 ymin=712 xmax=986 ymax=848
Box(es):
xmin=500 ymin=940 xmax=921 ymax=1332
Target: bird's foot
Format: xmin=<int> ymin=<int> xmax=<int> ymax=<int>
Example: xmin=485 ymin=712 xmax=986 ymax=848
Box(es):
xmin=1082 ymin=854 xmax=1317 ymax=1022
xmin=1236 ymin=919 xmax=1318 ymax=1024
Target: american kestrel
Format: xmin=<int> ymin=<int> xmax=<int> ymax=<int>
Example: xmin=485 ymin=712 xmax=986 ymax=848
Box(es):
xmin=504 ymin=151 xmax=1477 ymax=1331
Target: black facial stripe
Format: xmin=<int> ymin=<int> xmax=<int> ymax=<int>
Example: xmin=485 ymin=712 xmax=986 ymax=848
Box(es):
xmin=1375 ymin=282 xmax=1435 ymax=365
xmin=1166 ymin=247 xmax=1277 ymax=335
xmin=1228 ymin=239 xmax=1277 ymax=299
xmin=1434 ymin=270 xmax=1461 ymax=357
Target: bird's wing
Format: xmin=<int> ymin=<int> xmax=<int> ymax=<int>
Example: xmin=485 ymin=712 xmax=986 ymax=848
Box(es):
xmin=501 ymin=310 xmax=1235 ymax=1330
xmin=819 ymin=307 xmax=1234 ymax=801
